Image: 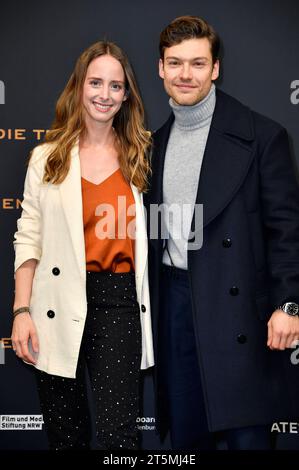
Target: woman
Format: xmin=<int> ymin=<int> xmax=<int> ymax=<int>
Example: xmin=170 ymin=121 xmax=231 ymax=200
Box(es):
xmin=11 ymin=41 xmax=154 ymax=450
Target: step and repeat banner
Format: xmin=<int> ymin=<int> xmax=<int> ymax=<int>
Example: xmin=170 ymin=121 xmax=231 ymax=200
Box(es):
xmin=1 ymin=0 xmax=299 ymax=451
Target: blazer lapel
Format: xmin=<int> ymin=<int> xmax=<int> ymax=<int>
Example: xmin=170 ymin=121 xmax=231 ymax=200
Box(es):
xmin=59 ymin=142 xmax=86 ymax=279
xmin=131 ymin=184 xmax=147 ymax=292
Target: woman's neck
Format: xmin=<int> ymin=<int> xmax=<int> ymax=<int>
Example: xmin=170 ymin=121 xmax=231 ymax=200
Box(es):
xmin=81 ymin=119 xmax=115 ymax=149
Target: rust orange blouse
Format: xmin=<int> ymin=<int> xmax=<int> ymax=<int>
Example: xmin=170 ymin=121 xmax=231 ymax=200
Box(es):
xmin=81 ymin=168 xmax=135 ymax=272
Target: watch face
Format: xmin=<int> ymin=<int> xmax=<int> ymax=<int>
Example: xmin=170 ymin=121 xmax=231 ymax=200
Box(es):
xmin=285 ymin=303 xmax=299 ymax=316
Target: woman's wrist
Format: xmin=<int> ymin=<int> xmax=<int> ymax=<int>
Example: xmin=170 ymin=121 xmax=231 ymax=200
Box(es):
xmin=13 ymin=301 xmax=30 ymax=310
xmin=13 ymin=306 xmax=31 ymax=318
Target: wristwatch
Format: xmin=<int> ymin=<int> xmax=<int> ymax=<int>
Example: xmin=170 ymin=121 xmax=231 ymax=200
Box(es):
xmin=279 ymin=302 xmax=299 ymax=316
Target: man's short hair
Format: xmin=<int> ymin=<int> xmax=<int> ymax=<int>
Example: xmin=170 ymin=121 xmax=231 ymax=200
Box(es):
xmin=159 ymin=15 xmax=220 ymax=64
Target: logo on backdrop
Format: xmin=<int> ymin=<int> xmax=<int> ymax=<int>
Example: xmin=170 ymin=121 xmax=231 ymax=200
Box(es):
xmin=290 ymin=340 xmax=299 ymax=365
xmin=290 ymin=80 xmax=299 ymax=105
xmin=0 ymin=80 xmax=4 ymax=104
xmin=272 ymin=422 xmax=299 ymax=434
xmin=0 ymin=337 xmax=12 ymax=365
xmin=1 ymin=199 xmax=22 ymax=210
xmin=136 ymin=416 xmax=155 ymax=431
xmin=0 ymin=129 xmax=48 ymax=141
xmin=0 ymin=415 xmax=44 ymax=430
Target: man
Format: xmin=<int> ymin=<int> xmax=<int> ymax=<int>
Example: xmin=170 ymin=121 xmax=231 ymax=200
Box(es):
xmin=144 ymin=15 xmax=299 ymax=450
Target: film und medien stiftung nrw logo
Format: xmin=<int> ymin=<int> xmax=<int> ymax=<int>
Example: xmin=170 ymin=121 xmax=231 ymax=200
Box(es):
xmin=290 ymin=80 xmax=299 ymax=105
xmin=0 ymin=415 xmax=44 ymax=430
xmin=0 ymin=80 xmax=4 ymax=104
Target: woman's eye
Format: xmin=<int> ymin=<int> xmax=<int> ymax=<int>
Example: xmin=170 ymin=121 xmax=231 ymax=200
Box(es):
xmin=90 ymin=80 xmax=101 ymax=86
xmin=111 ymin=83 xmax=122 ymax=91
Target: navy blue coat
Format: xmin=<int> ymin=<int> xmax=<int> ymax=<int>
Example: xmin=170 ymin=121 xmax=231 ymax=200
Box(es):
xmin=144 ymin=89 xmax=299 ymax=435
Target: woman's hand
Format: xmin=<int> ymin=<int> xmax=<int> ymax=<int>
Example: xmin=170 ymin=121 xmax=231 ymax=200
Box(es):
xmin=11 ymin=313 xmax=39 ymax=364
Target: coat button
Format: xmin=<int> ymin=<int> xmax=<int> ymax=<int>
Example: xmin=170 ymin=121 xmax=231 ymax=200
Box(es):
xmin=47 ymin=310 xmax=55 ymax=319
xmin=237 ymin=334 xmax=247 ymax=344
xmin=52 ymin=267 xmax=60 ymax=276
xmin=222 ymin=238 xmax=232 ymax=248
xmin=230 ymin=286 xmax=239 ymax=296
xmin=141 ymin=305 xmax=146 ymax=313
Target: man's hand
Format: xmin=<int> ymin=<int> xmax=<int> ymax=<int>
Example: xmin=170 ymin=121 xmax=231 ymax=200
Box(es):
xmin=267 ymin=309 xmax=299 ymax=350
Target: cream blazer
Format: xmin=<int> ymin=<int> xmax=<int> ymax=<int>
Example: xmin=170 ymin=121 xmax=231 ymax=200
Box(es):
xmin=13 ymin=142 xmax=154 ymax=378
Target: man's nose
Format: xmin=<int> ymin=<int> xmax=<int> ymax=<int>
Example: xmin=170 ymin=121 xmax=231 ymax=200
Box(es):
xmin=180 ymin=64 xmax=192 ymax=80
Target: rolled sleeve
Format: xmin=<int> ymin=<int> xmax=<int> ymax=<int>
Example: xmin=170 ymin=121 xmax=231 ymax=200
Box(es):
xmin=13 ymin=146 xmax=44 ymax=274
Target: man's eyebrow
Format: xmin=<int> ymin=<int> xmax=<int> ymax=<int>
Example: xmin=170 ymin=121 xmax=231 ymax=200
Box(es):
xmin=192 ymin=57 xmax=209 ymax=62
xmin=165 ymin=56 xmax=209 ymax=62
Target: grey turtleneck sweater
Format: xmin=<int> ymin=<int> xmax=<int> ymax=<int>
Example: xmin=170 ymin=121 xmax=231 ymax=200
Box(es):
xmin=162 ymin=83 xmax=216 ymax=269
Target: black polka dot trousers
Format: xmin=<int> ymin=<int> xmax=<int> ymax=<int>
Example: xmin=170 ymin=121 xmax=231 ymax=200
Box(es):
xmin=34 ymin=271 xmax=142 ymax=450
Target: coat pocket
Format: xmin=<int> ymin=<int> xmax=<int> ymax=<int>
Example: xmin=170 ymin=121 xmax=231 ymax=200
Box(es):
xmin=247 ymin=210 xmax=267 ymax=272
xmin=255 ymin=293 xmax=271 ymax=321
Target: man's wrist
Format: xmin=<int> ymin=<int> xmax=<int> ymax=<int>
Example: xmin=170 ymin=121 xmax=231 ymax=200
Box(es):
xmin=278 ymin=302 xmax=299 ymax=316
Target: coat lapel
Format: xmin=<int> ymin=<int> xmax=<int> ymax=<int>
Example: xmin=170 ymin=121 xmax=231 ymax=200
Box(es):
xmin=146 ymin=115 xmax=174 ymax=251
xmin=193 ymin=90 xmax=255 ymax=230
xmin=152 ymin=90 xmax=256 ymax=238
xmin=150 ymin=114 xmax=174 ymax=206
xmin=194 ymin=128 xmax=254 ymax=230
xmin=59 ymin=142 xmax=86 ymax=279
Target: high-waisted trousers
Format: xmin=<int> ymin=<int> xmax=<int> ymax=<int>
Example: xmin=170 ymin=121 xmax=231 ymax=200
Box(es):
xmin=34 ymin=271 xmax=142 ymax=450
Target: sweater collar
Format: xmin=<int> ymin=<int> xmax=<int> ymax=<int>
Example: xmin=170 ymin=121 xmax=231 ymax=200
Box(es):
xmin=169 ymin=83 xmax=216 ymax=130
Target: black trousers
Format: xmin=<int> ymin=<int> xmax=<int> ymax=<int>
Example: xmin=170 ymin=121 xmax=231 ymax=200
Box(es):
xmin=159 ymin=265 xmax=272 ymax=450
xmin=35 ymin=271 xmax=142 ymax=450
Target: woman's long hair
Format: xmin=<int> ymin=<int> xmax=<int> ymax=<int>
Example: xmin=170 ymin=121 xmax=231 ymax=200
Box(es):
xmin=38 ymin=41 xmax=151 ymax=192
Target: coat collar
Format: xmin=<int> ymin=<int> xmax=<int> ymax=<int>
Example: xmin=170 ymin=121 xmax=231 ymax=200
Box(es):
xmin=150 ymin=88 xmax=255 ymax=232
xmin=154 ymin=88 xmax=255 ymax=144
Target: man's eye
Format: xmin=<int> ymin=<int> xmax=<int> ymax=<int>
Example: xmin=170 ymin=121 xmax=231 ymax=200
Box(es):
xmin=194 ymin=63 xmax=205 ymax=67
xmin=168 ymin=61 xmax=179 ymax=66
